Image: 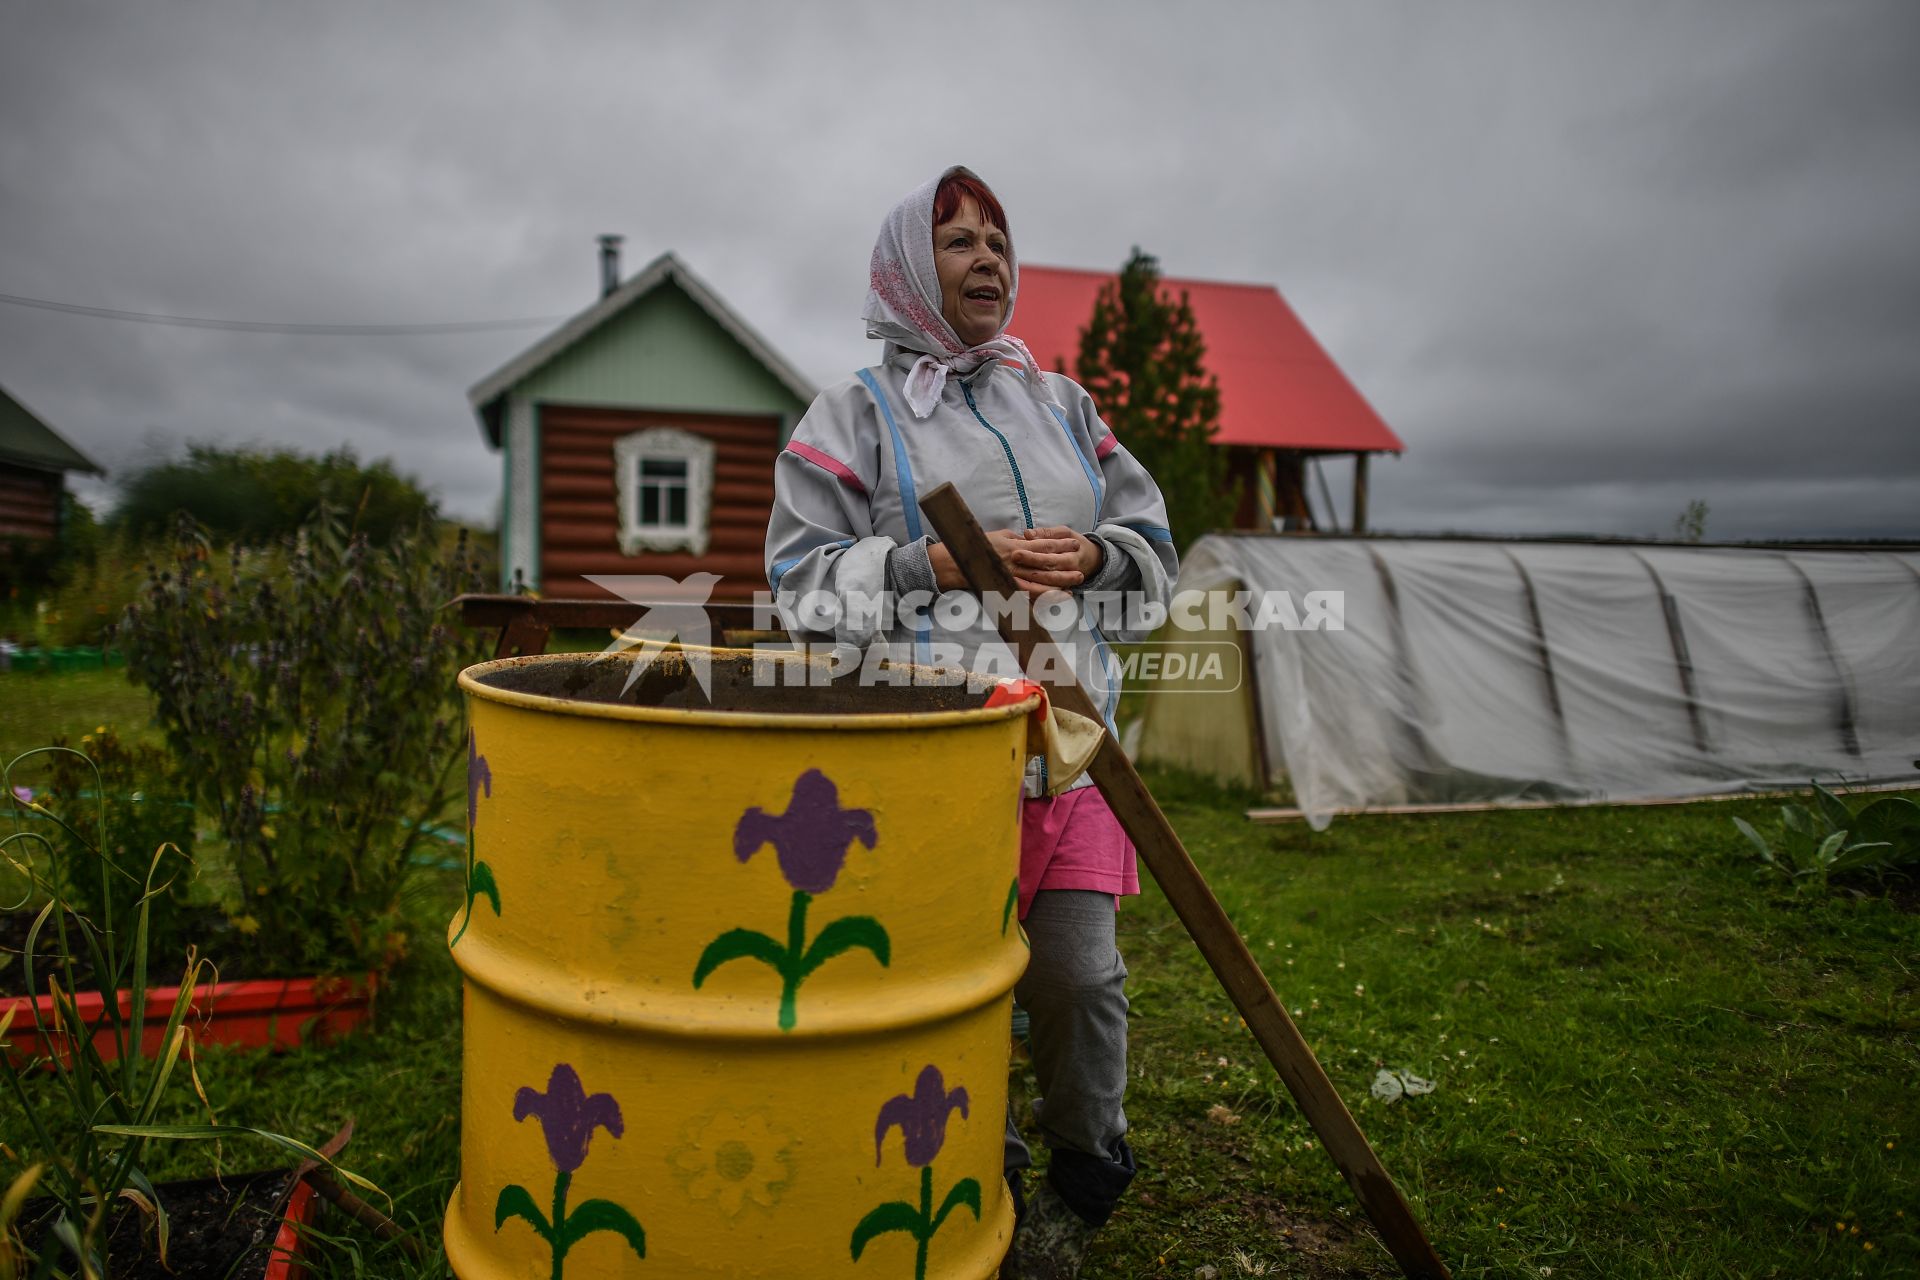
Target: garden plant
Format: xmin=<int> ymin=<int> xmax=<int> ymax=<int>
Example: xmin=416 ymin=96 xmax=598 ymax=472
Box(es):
xmin=0 ymin=746 xmax=208 ymax=1276
xmin=1733 ymin=780 xmax=1920 ymax=890
xmin=118 ymin=509 xmax=488 ymax=977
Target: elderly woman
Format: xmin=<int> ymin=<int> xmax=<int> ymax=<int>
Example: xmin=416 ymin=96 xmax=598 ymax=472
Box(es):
xmin=765 ymin=166 xmax=1177 ymax=1277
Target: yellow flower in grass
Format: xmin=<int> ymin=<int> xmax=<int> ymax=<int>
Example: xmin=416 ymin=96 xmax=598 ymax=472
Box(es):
xmin=673 ymin=1110 xmax=793 ymax=1217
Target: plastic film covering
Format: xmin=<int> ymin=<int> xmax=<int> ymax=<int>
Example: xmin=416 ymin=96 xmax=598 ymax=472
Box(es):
xmin=1172 ymin=536 xmax=1920 ymax=829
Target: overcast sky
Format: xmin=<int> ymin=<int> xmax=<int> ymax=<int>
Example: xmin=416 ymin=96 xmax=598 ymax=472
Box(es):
xmin=3 ymin=0 xmax=1916 ymax=541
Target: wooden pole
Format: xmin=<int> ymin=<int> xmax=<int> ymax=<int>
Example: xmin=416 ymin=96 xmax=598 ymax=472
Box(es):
xmin=919 ymin=483 xmax=1449 ymax=1280
xmin=1352 ymin=452 xmax=1371 ymax=534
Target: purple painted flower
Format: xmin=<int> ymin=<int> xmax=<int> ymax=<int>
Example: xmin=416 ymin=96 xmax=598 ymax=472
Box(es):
xmin=874 ymin=1065 xmax=970 ymax=1168
xmin=734 ymin=769 xmax=877 ymax=895
xmin=467 ymin=728 xmax=492 ymax=829
xmin=10 ymin=786 xmax=32 ymax=806
xmin=513 ymin=1063 xmax=624 ymax=1174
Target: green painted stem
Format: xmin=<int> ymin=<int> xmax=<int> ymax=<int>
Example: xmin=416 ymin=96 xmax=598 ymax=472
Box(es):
xmin=780 ymin=889 xmax=810 ymax=1032
xmin=917 ymin=1163 xmax=933 ymax=1280
xmin=550 ymin=1169 xmax=572 ymax=1280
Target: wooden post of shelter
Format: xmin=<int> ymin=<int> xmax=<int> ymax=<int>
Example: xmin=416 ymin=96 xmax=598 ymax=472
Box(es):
xmin=1352 ymin=452 xmax=1371 ymax=534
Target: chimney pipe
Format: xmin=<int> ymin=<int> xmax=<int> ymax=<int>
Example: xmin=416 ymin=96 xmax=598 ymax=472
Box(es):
xmin=597 ymin=234 xmax=624 ymax=298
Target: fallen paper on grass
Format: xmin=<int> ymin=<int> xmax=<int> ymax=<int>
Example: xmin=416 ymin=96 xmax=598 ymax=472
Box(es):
xmin=1370 ymin=1068 xmax=1436 ymax=1103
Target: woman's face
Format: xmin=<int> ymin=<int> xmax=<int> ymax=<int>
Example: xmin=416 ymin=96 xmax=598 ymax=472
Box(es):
xmin=933 ymin=196 xmax=1011 ymax=347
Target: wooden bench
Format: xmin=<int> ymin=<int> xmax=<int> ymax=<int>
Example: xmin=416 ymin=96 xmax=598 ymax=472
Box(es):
xmin=451 ymin=593 xmax=771 ymax=658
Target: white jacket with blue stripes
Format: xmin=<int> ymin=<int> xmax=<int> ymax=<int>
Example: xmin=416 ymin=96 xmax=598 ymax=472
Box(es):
xmin=765 ymin=353 xmax=1178 ymax=791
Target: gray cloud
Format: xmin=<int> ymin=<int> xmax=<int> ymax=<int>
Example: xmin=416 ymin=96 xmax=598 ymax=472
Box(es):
xmin=3 ymin=0 xmax=1915 ymax=541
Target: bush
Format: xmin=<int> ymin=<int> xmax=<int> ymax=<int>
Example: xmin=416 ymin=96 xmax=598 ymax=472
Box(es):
xmin=119 ymin=509 xmax=488 ymax=975
xmin=112 ymin=444 xmax=436 ymax=547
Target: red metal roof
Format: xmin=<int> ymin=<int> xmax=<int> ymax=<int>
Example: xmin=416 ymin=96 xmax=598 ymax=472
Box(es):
xmin=1011 ymin=265 xmax=1404 ymax=454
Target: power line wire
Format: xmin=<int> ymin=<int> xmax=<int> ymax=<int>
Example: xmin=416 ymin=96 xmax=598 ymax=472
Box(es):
xmin=0 ymin=290 xmax=566 ymax=335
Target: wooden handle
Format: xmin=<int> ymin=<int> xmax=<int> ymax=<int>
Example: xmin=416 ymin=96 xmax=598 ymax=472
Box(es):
xmin=919 ymin=483 xmax=1449 ymax=1280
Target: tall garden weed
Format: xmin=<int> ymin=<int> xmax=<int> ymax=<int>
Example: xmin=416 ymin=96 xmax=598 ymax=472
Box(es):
xmin=120 ymin=511 xmax=487 ymax=976
xmin=1 ymin=747 xmax=209 ymax=1278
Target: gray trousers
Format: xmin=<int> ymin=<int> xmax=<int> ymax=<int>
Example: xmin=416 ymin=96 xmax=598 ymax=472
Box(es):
xmin=1004 ymin=890 xmax=1137 ymax=1226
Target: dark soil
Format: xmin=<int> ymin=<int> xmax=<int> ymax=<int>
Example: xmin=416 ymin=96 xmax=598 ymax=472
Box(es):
xmin=25 ymin=1170 xmax=302 ymax=1279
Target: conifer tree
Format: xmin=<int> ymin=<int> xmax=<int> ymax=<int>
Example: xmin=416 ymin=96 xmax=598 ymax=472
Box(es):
xmin=1070 ymin=248 xmax=1236 ymax=553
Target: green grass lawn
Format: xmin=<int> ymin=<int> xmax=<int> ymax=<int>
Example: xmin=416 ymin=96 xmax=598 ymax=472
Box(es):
xmin=4 ymin=670 xmax=1915 ymax=1277
xmin=0 ymin=667 xmax=157 ymax=771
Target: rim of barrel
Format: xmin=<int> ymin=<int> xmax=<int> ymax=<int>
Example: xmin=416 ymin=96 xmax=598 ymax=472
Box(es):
xmin=458 ymin=647 xmax=1043 ymax=730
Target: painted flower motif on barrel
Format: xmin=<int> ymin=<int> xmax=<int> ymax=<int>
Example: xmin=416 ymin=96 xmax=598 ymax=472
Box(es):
xmin=694 ymin=769 xmax=891 ymax=1031
xmin=851 ymin=1064 xmax=981 ymax=1280
xmin=672 ymin=1109 xmax=795 ymax=1217
xmin=733 ymin=767 xmax=878 ymax=892
xmin=495 ymin=1063 xmax=645 ymax=1276
xmin=450 ymin=727 xmax=500 ymax=947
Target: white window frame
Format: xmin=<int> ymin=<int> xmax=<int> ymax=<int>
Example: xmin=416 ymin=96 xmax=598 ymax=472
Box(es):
xmin=613 ymin=426 xmax=716 ymax=557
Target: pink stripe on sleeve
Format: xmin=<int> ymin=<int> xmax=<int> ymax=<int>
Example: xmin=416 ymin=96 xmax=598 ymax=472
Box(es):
xmin=786 ymin=440 xmax=868 ymax=494
xmin=1094 ymin=432 xmax=1120 ymax=459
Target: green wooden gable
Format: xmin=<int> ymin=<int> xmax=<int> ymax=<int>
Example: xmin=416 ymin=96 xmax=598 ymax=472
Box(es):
xmin=469 ymin=251 xmax=814 ymax=446
xmin=468 ymin=250 xmax=816 ymax=591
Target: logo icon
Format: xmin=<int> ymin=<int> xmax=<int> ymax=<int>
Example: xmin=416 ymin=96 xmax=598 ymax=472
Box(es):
xmin=585 ymin=572 xmax=723 ymax=698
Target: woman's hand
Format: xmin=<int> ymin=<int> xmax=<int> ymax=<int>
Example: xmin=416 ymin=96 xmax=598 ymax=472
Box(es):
xmin=928 ymin=527 xmax=1101 ymax=597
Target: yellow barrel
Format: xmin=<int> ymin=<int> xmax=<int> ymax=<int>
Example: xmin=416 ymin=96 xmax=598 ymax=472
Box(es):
xmin=444 ymin=649 xmax=1032 ymax=1279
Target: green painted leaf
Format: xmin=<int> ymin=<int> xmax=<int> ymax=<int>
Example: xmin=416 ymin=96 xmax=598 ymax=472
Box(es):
xmin=850 ymin=1199 xmax=925 ymax=1259
xmin=494 ymin=1183 xmax=552 ymax=1241
xmin=564 ymin=1197 xmax=646 ymax=1258
xmin=471 ymin=861 xmax=501 ymax=915
xmin=1001 ymin=877 xmax=1019 ymax=936
xmin=801 ymin=915 xmax=891 ymax=977
xmin=932 ymin=1177 xmax=982 ymax=1232
xmin=693 ymin=928 xmax=788 ymax=988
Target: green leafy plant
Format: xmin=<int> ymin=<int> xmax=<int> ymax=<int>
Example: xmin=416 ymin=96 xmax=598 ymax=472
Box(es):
xmin=119 ymin=509 xmax=488 ymax=976
xmin=1732 ymin=782 xmax=1920 ymax=889
xmin=1 ymin=749 xmax=387 ymax=1277
xmin=1 ymin=747 xmax=209 ymax=1277
xmin=27 ymin=729 xmax=198 ymax=955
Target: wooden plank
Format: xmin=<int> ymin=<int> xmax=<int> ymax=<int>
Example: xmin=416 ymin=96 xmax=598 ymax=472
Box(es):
xmin=541 ymin=503 xmax=775 ymax=531
xmin=541 ymin=417 xmax=779 ymax=449
xmin=540 ymin=520 xmax=771 ymax=550
xmin=452 ymin=594 xmax=765 ymax=648
xmin=918 ymin=482 xmax=1450 ymax=1280
xmin=1244 ymin=779 xmax=1920 ymax=824
xmin=1351 ymin=452 xmax=1370 ymax=535
xmin=540 ymin=550 xmax=766 ymax=578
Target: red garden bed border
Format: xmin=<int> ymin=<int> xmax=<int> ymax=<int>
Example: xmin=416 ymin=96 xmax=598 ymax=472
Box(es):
xmin=1 ymin=973 xmax=377 ymax=1067
xmin=264 ymin=1176 xmax=319 ymax=1280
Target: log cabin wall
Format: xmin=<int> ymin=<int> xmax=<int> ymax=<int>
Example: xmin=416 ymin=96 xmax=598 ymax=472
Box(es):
xmin=538 ymin=404 xmax=780 ymax=601
xmin=0 ymin=464 xmax=61 ymax=543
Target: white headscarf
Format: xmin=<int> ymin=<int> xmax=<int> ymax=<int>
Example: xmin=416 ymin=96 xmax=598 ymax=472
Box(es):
xmin=863 ymin=165 xmax=1057 ymax=419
